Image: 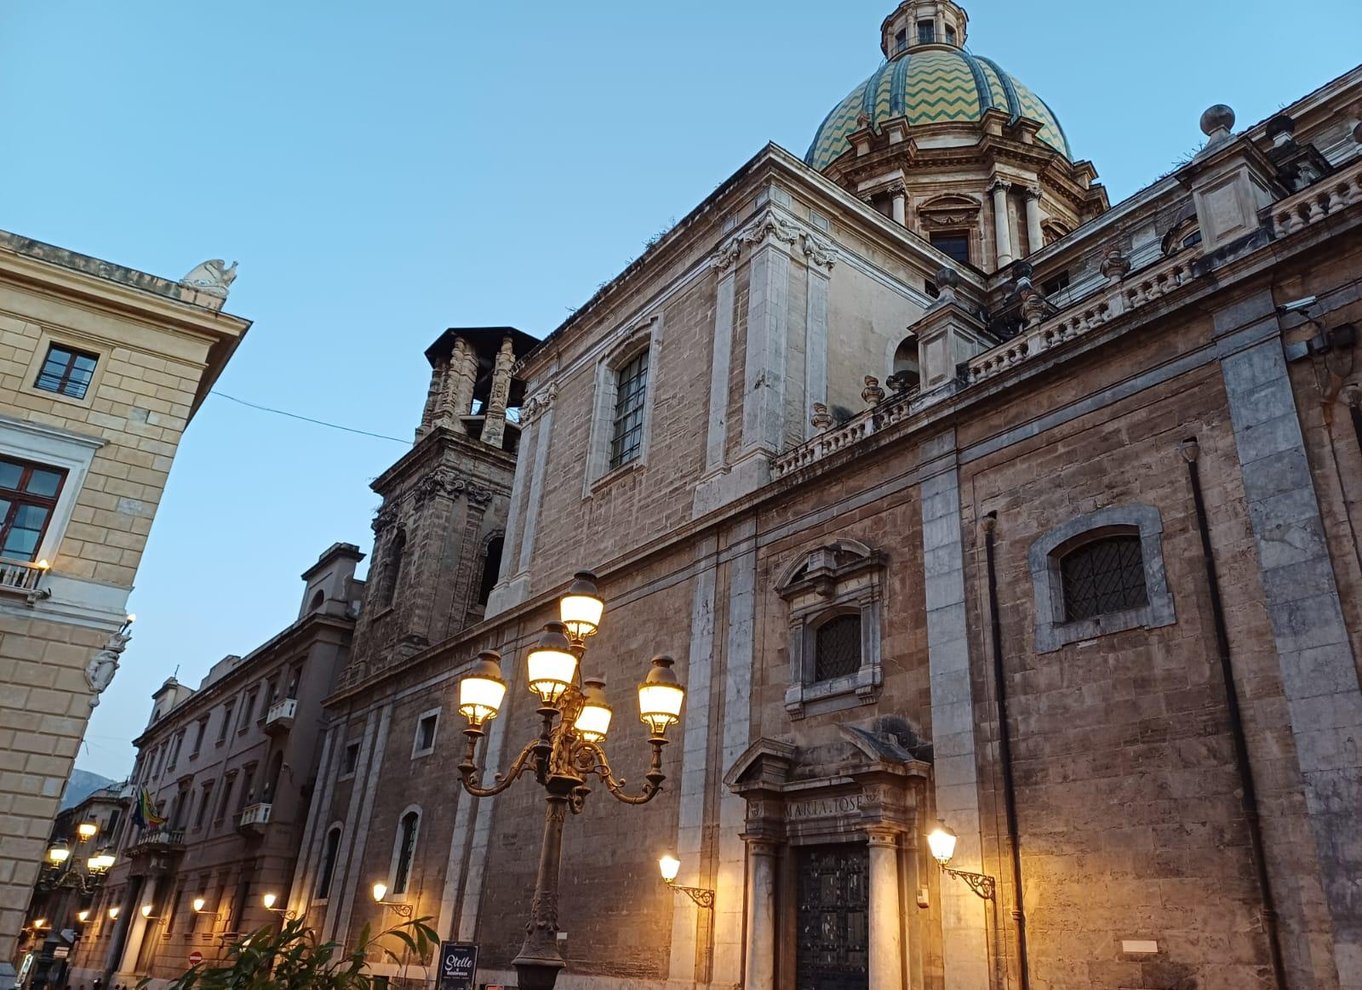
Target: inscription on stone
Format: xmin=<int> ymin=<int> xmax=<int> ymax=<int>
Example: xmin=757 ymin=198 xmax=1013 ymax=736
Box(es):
xmin=786 ymin=794 xmax=863 ymax=820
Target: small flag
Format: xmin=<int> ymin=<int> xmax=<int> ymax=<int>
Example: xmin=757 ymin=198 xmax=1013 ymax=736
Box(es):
xmin=132 ymin=788 xmax=166 ymax=829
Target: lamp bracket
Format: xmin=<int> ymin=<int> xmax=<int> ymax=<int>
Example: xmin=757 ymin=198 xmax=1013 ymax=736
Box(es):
xmin=666 ymin=881 xmax=715 ymax=909
xmin=942 ymin=865 xmax=995 ymax=900
xmin=379 ymin=901 xmax=414 ymax=918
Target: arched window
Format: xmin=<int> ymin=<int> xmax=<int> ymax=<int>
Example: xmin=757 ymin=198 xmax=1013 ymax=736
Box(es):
xmin=309 ymin=589 xmax=325 ymax=612
xmin=478 ymin=535 xmax=504 ymax=606
xmin=316 ymin=826 xmax=341 ymax=899
xmin=392 ymin=811 xmax=420 ymax=895
xmin=378 ymin=528 xmax=406 ymax=609
xmin=1059 ymin=531 xmax=1148 ymax=621
xmin=813 ymin=614 xmax=862 ymax=682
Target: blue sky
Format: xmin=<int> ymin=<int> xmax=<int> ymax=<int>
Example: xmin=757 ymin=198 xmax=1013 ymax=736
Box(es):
xmin=3 ymin=1 xmax=1356 ymax=779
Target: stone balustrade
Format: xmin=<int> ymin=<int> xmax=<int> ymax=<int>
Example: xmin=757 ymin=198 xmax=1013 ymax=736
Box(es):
xmin=1266 ymin=157 xmax=1362 ymax=236
xmin=773 ymin=389 xmax=919 ymax=478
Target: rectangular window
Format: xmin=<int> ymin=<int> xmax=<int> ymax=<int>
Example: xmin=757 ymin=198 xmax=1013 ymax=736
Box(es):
xmin=929 ymin=232 xmax=971 ymax=264
xmin=1041 ymin=271 xmax=1071 ymax=296
xmin=217 ymin=702 xmax=234 ymax=744
xmin=894 ymin=28 xmax=907 ymax=52
xmin=0 ymin=457 xmax=67 ymax=563
xmin=341 ymin=741 xmax=360 ymax=778
xmin=237 ymin=764 xmax=256 ymax=812
xmin=34 ymin=344 xmax=99 ymax=400
xmin=239 ymin=690 xmax=257 ymax=732
xmin=917 ymin=20 xmax=935 ymax=44
xmin=217 ymin=776 xmax=235 ymax=822
xmin=195 ymin=783 xmax=214 ymax=829
xmin=191 ymin=717 xmax=207 ymax=757
xmin=413 ymin=712 xmax=439 ymax=757
xmin=609 ymin=350 xmax=649 ymax=470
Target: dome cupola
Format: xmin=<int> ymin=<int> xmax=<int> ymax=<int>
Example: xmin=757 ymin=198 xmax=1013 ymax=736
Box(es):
xmin=880 ymin=0 xmax=969 ymax=58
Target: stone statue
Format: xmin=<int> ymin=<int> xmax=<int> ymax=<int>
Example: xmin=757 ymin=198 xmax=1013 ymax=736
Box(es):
xmin=85 ymin=627 xmax=132 ymax=708
xmin=179 ymin=259 xmax=239 ymax=299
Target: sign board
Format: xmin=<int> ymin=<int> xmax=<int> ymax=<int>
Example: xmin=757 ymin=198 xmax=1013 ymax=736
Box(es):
xmin=437 ymin=941 xmax=478 ymax=990
xmin=52 ymin=947 xmax=70 ymax=960
xmin=188 ymin=950 xmax=204 ymax=966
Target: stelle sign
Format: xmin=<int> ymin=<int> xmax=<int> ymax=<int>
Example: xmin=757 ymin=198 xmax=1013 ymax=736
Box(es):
xmin=437 ymin=941 xmax=479 ymax=990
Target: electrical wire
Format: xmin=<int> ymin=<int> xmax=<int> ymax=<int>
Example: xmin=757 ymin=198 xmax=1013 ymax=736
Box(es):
xmin=209 ymin=390 xmax=411 ymax=446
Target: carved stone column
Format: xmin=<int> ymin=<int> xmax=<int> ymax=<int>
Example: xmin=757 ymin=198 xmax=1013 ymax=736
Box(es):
xmin=1024 ymin=187 xmax=1044 ymax=255
xmin=867 ymin=828 xmax=906 ymax=990
xmin=890 ymin=182 xmax=908 ymax=226
xmin=480 ymin=334 xmax=515 ymax=450
xmin=990 ymin=179 xmax=1014 ymax=269
xmin=438 ymin=338 xmax=477 ymax=432
xmin=743 ymin=838 xmax=778 ymax=990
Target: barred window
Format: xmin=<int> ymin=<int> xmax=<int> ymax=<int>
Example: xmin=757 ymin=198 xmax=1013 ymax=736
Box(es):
xmin=1060 ymin=534 xmax=1148 ymax=621
xmin=916 ymin=20 xmax=935 ymax=44
xmin=814 ymin=614 xmax=861 ymax=682
xmin=609 ymin=350 xmax=649 ymax=470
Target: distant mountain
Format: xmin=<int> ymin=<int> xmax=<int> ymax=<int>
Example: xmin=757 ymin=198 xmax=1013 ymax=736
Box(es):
xmin=60 ymin=769 xmax=117 ymax=810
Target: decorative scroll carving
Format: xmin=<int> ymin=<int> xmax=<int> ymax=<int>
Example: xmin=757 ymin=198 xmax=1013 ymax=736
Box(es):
xmin=712 ymin=209 xmax=839 ymax=271
xmin=522 ymin=381 xmax=558 ymax=424
xmin=179 ymin=259 xmax=238 ymax=298
xmin=85 ymin=626 xmax=132 ymax=708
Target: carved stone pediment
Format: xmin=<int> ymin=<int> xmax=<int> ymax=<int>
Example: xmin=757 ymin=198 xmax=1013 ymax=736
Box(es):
xmin=918 ymin=194 xmax=982 ymax=230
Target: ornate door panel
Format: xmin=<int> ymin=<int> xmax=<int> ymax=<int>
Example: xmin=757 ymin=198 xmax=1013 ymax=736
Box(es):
xmin=796 ymin=843 xmax=869 ymax=990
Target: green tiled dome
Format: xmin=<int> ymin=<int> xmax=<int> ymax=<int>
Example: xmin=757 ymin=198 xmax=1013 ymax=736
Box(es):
xmin=805 ymin=49 xmax=1071 ymax=171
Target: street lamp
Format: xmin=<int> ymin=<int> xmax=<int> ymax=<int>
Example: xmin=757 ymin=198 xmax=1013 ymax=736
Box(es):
xmin=76 ymin=821 xmax=99 ymax=841
xmin=76 ymin=910 xmax=90 ymax=924
xmin=262 ymin=892 xmax=295 ymax=919
xmin=658 ymin=853 xmax=714 ymax=909
xmin=454 ymin=570 xmax=686 ymax=990
xmin=107 ymin=907 xmax=120 ymax=921
xmin=927 ymin=820 xmax=995 ymax=900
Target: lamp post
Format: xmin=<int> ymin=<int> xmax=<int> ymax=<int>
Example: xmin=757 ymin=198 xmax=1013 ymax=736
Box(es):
xmin=454 ymin=571 xmax=686 ymax=990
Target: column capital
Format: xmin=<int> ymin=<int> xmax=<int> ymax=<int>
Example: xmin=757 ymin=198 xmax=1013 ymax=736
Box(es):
xmin=1023 ymin=185 xmax=1042 ymax=201
xmin=742 ymin=835 xmax=781 ymax=856
xmin=989 ymin=177 xmax=1012 ymax=195
xmin=865 ymin=826 xmax=901 ymax=848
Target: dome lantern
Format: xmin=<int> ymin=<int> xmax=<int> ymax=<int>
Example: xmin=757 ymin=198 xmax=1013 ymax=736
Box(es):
xmin=881 ymin=0 xmax=969 ymax=60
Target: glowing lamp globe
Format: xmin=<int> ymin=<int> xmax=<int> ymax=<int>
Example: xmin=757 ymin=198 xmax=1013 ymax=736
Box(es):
xmin=192 ymin=897 xmax=207 ymax=913
xmin=140 ymin=904 xmax=153 ymax=918
xmin=77 ymin=910 xmax=90 ymax=923
xmin=77 ymin=821 xmax=99 ymax=841
xmin=108 ymin=907 xmax=120 ymax=920
xmin=559 ymin=571 xmax=605 ymax=640
xmin=262 ymin=893 xmax=277 ymax=910
xmin=47 ymin=842 xmax=71 ymax=865
xmin=572 ymin=678 xmax=613 ymax=743
xmin=927 ymin=820 xmax=958 ymax=866
xmin=89 ymin=852 xmax=115 ymax=872
xmin=458 ymin=651 xmax=508 ymax=727
xmin=637 ymin=655 xmax=685 ymax=735
xmin=372 ymin=882 xmax=387 ymax=903
xmin=526 ymin=622 xmax=578 ymax=705
xmin=659 ymin=854 xmax=681 ymax=884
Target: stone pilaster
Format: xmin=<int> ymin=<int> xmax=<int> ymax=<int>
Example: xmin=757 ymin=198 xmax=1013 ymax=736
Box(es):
xmin=480 ymin=334 xmax=515 ymax=450
xmin=868 ymin=828 xmax=906 ymax=990
xmin=1215 ymin=291 xmax=1362 ymax=989
xmin=742 ymin=838 xmax=778 ymax=990
xmin=919 ymin=430 xmax=990 ymax=990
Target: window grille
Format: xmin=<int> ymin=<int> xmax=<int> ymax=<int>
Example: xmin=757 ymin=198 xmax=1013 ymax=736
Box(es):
xmin=609 ymin=350 xmax=649 ymax=470
xmin=814 ymin=614 xmax=861 ymax=682
xmin=1060 ymin=534 xmax=1147 ymax=621
xmin=35 ymin=344 xmax=98 ymax=399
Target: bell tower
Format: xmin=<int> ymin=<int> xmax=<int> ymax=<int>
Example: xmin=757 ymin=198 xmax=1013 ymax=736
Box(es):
xmin=341 ymin=327 xmax=536 ymax=687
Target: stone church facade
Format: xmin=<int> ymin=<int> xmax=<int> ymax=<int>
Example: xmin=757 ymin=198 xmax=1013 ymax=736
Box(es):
xmin=283 ymin=3 xmax=1362 ymax=989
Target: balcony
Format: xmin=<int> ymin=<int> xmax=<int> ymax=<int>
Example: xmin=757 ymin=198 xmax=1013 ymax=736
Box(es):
xmin=127 ymin=827 xmax=185 ymax=869
xmin=0 ymin=557 xmax=52 ymax=605
xmin=263 ymin=698 xmax=297 ymax=735
xmin=237 ymin=802 xmax=272 ymax=835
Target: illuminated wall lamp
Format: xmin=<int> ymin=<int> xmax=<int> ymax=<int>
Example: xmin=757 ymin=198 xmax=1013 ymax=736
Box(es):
xmin=926 ymin=820 xmax=996 ymax=900
xmin=658 ymin=854 xmax=714 ymax=909
xmin=371 ymin=882 xmax=412 ymax=918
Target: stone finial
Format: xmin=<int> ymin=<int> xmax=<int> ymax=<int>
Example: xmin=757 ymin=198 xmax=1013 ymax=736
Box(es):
xmin=1264 ymin=113 xmax=1296 ymax=148
xmin=1198 ymin=104 xmax=1236 ymax=154
xmin=861 ymin=376 xmax=886 ymax=406
xmin=932 ymin=265 xmax=960 ymax=306
xmin=810 ymin=402 xmax=833 ymax=431
xmin=1099 ymin=247 xmax=1131 ymax=283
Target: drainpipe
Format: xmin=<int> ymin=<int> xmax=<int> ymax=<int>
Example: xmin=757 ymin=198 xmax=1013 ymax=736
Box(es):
xmin=1180 ymin=438 xmax=1288 ymax=990
xmin=981 ymin=512 xmax=1030 ymax=990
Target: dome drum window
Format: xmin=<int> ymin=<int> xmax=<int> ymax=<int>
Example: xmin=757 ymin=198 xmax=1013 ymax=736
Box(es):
xmin=777 ymin=540 xmax=887 ymax=719
xmin=1029 ymin=505 xmax=1176 ymax=653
